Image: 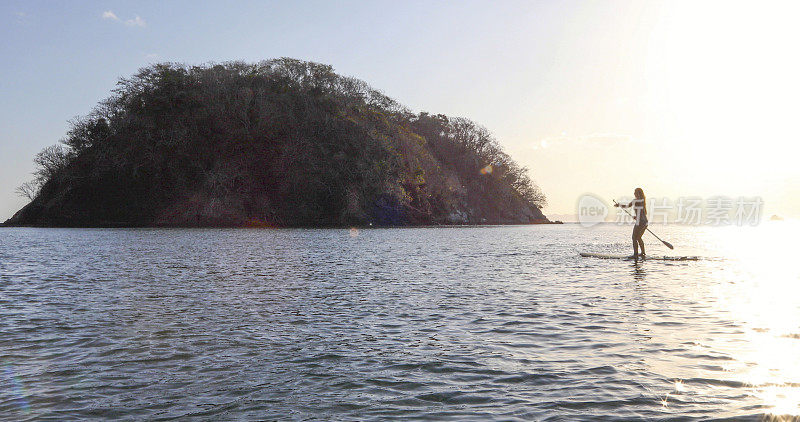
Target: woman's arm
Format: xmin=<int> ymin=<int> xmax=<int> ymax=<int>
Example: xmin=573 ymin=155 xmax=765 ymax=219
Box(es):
xmin=614 ymin=201 xmax=634 ymax=208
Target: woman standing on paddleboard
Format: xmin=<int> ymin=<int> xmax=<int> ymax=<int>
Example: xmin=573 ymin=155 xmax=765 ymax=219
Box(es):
xmin=615 ymin=188 xmax=648 ymax=258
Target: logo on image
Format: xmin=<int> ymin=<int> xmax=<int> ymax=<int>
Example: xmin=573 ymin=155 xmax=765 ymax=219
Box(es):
xmin=577 ymin=194 xmax=608 ymax=227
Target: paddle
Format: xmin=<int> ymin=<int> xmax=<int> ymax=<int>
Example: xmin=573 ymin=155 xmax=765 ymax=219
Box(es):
xmin=613 ymin=200 xmax=674 ymax=250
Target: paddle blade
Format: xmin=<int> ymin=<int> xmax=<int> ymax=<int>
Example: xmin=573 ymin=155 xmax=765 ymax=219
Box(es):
xmin=663 ymin=240 xmax=674 ymax=250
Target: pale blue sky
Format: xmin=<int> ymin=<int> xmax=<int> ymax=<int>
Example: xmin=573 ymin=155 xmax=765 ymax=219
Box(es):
xmin=2 ymin=1 xmax=798 ymax=220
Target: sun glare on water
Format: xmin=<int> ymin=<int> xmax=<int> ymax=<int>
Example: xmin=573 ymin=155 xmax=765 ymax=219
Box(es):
xmin=707 ymin=222 xmax=800 ymax=416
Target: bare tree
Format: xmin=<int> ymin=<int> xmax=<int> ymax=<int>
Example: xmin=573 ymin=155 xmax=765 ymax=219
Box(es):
xmin=15 ymin=181 xmax=39 ymax=200
xmin=33 ymin=144 xmax=70 ymax=181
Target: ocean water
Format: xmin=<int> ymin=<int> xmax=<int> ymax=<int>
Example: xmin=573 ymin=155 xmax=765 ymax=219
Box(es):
xmin=1 ymin=223 xmax=798 ymax=421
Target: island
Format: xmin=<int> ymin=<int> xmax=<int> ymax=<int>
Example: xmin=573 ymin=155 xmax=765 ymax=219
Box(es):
xmin=5 ymin=59 xmax=550 ymax=227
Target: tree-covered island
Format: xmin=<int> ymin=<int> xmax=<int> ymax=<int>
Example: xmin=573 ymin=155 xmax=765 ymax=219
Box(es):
xmin=6 ymin=59 xmax=550 ymax=227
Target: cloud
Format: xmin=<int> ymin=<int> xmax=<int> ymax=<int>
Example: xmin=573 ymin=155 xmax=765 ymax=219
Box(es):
xmin=101 ymin=10 xmax=146 ymax=27
xmin=101 ymin=10 xmax=119 ymax=21
xmin=145 ymin=53 xmax=160 ymax=61
xmin=14 ymin=11 xmax=30 ymax=25
xmin=124 ymin=15 xmax=146 ymax=27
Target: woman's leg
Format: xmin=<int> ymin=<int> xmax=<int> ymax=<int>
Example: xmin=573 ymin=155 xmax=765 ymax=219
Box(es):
xmin=638 ymin=235 xmax=645 ymax=256
xmin=632 ymin=226 xmax=640 ymax=257
xmin=635 ymin=225 xmax=646 ymax=256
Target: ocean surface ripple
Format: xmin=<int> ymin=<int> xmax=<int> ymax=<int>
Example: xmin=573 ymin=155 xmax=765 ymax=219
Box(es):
xmin=1 ymin=224 xmax=798 ymax=420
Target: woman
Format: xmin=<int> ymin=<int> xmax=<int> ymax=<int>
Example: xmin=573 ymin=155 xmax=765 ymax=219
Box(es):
xmin=615 ymin=188 xmax=648 ymax=258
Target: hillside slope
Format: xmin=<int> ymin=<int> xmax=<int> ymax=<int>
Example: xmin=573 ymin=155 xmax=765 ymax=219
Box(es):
xmin=6 ymin=59 xmax=548 ymax=227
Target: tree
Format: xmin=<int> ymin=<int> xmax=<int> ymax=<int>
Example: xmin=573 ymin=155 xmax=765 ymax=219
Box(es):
xmin=33 ymin=144 xmax=70 ymax=181
xmin=15 ymin=181 xmax=39 ymax=200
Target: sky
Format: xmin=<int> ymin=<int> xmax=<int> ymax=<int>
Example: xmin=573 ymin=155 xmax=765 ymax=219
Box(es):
xmin=1 ymin=0 xmax=798 ymax=221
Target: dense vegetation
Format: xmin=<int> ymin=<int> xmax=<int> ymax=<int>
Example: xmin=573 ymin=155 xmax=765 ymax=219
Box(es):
xmin=7 ymin=59 xmax=547 ymax=227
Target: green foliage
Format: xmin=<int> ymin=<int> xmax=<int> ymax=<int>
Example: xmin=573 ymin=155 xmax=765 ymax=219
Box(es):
xmin=15 ymin=59 xmax=546 ymax=226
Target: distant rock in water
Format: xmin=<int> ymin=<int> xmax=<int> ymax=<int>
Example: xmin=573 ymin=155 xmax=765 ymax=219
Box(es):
xmin=6 ymin=59 xmax=548 ymax=227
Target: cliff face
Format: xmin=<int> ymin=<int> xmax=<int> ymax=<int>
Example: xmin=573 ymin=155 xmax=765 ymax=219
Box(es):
xmin=6 ymin=59 xmax=548 ymax=227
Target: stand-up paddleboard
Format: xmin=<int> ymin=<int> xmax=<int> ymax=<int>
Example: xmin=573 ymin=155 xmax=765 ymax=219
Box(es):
xmin=579 ymin=252 xmax=699 ymax=261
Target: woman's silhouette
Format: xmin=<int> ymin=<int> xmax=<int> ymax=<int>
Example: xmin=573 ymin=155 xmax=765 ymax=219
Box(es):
xmin=615 ymin=188 xmax=648 ymax=258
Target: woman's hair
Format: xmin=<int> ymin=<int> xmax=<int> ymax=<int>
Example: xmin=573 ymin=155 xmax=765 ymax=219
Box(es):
xmin=634 ymin=188 xmax=646 ymax=214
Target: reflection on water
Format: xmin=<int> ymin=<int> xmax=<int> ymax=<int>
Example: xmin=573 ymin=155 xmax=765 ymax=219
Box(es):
xmin=631 ymin=261 xmax=646 ymax=282
xmin=0 ymin=223 xmax=798 ymax=420
xmin=707 ymin=223 xmax=800 ymax=417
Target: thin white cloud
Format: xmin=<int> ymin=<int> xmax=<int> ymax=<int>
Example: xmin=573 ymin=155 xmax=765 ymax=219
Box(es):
xmin=102 ymin=10 xmax=145 ymax=28
xmin=124 ymin=15 xmax=146 ymax=27
xmin=14 ymin=11 xmax=29 ymax=25
xmin=101 ymin=10 xmax=119 ymax=21
xmin=145 ymin=53 xmax=160 ymax=60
